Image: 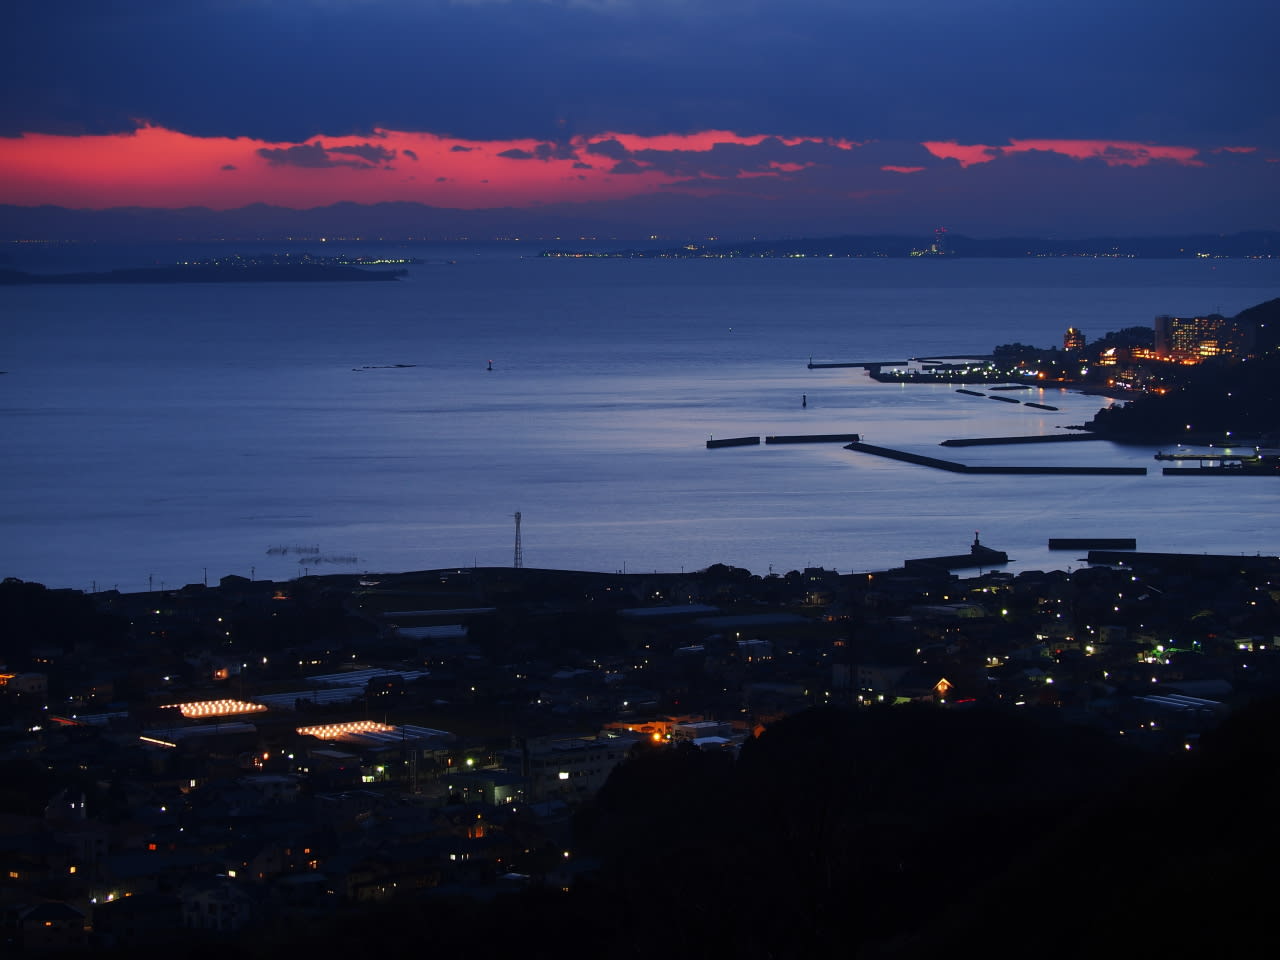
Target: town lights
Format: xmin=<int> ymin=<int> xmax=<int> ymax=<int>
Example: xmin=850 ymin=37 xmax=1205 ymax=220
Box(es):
xmin=296 ymin=720 xmax=392 ymax=738
xmin=164 ymin=699 xmax=266 ymax=718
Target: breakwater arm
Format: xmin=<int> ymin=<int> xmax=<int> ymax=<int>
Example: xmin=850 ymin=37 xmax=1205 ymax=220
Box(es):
xmin=844 ymin=441 xmax=1146 ymax=475
xmin=1049 ymin=538 xmax=1137 ymax=550
xmin=940 ymin=434 xmax=1105 ymax=447
xmin=807 ymin=360 xmax=905 ymax=369
xmin=765 ymin=433 xmax=861 ymax=444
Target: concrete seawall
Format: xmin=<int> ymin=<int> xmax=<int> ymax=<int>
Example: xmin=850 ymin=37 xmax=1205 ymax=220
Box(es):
xmin=706 ymin=436 xmax=760 ymax=449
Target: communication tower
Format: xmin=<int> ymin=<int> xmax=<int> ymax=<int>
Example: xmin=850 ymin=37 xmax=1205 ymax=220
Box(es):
xmin=513 ymin=511 xmax=523 ymax=569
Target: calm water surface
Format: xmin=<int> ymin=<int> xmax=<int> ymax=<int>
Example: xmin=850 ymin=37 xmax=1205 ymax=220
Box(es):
xmin=3 ymin=246 xmax=1277 ymax=591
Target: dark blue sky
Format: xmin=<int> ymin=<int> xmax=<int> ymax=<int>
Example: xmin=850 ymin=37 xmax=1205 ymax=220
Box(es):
xmin=2 ymin=0 xmax=1277 ymax=237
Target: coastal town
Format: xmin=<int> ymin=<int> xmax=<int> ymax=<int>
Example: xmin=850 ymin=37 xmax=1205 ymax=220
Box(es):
xmin=2 ymin=298 xmax=1278 ymax=956
xmin=3 ymin=533 xmax=1278 ymax=955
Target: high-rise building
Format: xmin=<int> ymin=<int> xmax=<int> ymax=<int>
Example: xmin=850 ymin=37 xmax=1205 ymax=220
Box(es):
xmin=1154 ymin=314 xmax=1254 ymax=362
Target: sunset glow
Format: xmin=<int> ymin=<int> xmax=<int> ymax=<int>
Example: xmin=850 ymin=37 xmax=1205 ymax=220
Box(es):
xmin=0 ymin=126 xmax=865 ymax=211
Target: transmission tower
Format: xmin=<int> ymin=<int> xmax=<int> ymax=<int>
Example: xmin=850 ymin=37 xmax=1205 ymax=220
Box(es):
xmin=513 ymin=511 xmax=523 ymax=568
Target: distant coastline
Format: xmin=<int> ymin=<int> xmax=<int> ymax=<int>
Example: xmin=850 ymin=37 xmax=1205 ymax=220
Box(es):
xmin=0 ymin=253 xmax=410 ymax=284
xmin=540 ymin=230 xmax=1280 ymax=260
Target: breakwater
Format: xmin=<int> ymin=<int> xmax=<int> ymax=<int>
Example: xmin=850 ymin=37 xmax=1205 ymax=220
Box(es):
xmin=954 ymin=389 xmax=1059 ymax=411
xmin=765 ymin=433 xmax=861 ymax=444
xmin=708 ymin=434 xmax=862 ymax=448
xmin=844 ymin=441 xmax=1147 ymax=475
xmin=905 ymin=534 xmax=1009 ymax=570
xmin=1049 ymin=538 xmax=1137 ymax=550
xmin=807 ymin=360 xmax=904 ymax=369
xmin=940 ymin=434 xmax=1106 ymax=447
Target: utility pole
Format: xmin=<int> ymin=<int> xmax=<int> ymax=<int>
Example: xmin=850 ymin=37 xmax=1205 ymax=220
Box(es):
xmin=513 ymin=511 xmax=523 ymax=569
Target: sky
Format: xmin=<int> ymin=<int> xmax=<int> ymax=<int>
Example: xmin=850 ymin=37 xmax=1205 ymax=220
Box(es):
xmin=2 ymin=0 xmax=1278 ymax=239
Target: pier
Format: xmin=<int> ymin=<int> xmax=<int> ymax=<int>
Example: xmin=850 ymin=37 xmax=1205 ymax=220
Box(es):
xmin=706 ymin=436 xmax=760 ymax=449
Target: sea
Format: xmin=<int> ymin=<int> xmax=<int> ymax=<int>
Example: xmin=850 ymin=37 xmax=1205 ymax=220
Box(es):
xmin=2 ymin=242 xmax=1277 ymax=594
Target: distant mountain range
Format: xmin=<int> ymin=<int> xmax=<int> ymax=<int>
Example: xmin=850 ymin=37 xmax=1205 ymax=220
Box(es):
xmin=0 ymin=201 xmax=1277 ymax=258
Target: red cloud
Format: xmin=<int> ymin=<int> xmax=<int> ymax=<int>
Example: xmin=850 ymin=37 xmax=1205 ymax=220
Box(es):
xmin=922 ymin=139 xmax=1207 ymax=168
xmin=0 ymin=126 xmax=868 ymax=210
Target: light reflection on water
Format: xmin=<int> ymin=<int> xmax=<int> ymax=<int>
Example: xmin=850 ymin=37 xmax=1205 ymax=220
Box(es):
xmin=1 ymin=251 xmax=1277 ymax=591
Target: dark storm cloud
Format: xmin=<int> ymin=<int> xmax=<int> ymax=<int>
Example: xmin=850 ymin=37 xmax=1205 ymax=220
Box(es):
xmin=5 ymin=0 xmax=1276 ymax=149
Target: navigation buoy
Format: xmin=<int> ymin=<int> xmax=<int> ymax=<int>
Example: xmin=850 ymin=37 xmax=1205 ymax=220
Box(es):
xmin=802 ymin=394 xmax=807 ymax=408
xmin=487 ymin=359 xmax=493 ymax=371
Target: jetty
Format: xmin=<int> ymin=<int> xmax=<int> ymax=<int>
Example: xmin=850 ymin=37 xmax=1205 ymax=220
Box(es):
xmin=706 ymin=436 xmax=760 ymax=449
xmin=844 ymin=441 xmax=1146 ymax=475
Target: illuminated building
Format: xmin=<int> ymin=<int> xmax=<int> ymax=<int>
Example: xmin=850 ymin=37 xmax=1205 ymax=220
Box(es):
xmin=1063 ymin=327 xmax=1085 ymax=352
xmin=162 ymin=698 xmax=266 ymax=719
xmin=1154 ymin=314 xmax=1254 ymax=362
xmin=296 ymin=720 xmax=393 ymax=739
